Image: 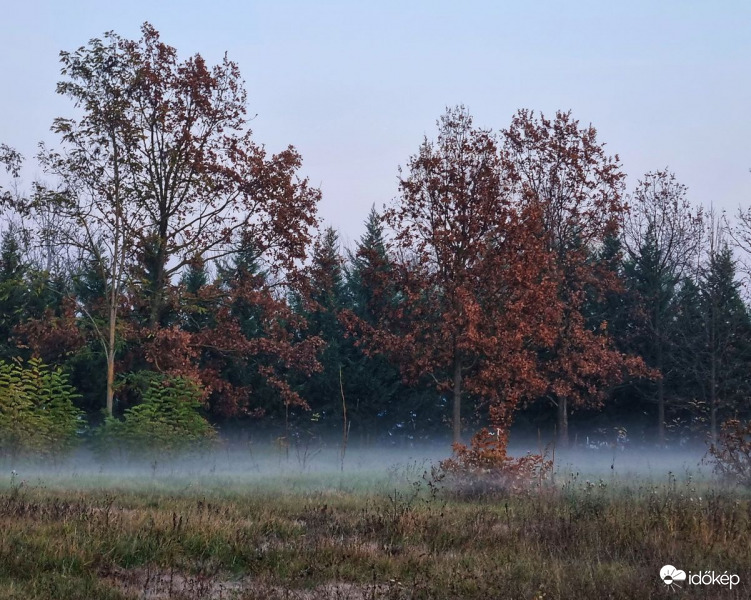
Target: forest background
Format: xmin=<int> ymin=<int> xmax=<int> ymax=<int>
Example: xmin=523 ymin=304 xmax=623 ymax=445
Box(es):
xmin=1 ymin=22 xmax=751 ymax=459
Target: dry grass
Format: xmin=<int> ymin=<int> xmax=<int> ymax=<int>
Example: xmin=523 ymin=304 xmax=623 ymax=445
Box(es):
xmin=0 ymin=468 xmax=749 ymax=599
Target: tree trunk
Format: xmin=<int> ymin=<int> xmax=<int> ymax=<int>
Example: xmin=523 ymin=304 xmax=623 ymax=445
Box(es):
xmin=106 ymin=300 xmax=116 ymax=417
xmin=657 ymin=374 xmax=665 ymax=446
xmin=710 ymin=326 xmax=718 ymax=445
xmin=656 ymin=309 xmax=666 ymax=446
xmin=149 ymin=263 xmax=165 ymax=326
xmin=557 ymin=396 xmax=569 ymax=448
xmin=148 ymin=234 xmax=168 ymax=327
xmin=452 ymin=358 xmax=462 ymax=446
xmin=107 ymin=133 xmax=121 ymax=418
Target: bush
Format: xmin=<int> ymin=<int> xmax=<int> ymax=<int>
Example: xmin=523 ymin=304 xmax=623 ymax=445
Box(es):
xmin=0 ymin=358 xmax=83 ymax=460
xmin=95 ymin=374 xmax=216 ymax=459
xmin=438 ymin=428 xmax=552 ymax=497
xmin=708 ymin=419 xmax=751 ymax=487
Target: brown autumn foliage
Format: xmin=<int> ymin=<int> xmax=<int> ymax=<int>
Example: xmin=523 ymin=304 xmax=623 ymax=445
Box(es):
xmin=28 ymin=23 xmax=321 ymax=416
xmin=346 ymin=106 xmax=646 ymax=463
xmin=13 ymin=266 xmax=324 ymax=420
xmin=14 ymin=297 xmax=86 ymax=363
xmin=15 ymin=23 xmax=324 ymax=418
xmin=345 ymin=107 xmax=560 ymax=445
xmin=440 ymin=427 xmax=553 ymax=495
xmin=709 ymin=419 xmax=751 ymax=487
xmin=504 ymin=110 xmax=648 ymax=444
xmin=117 ymin=24 xmax=323 ymax=415
xmin=131 ymin=263 xmax=324 ymax=418
xmin=113 ymin=24 xmax=321 ymax=326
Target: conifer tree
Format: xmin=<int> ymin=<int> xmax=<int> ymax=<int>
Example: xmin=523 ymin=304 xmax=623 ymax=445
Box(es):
xmin=296 ymin=228 xmax=348 ymax=428
xmin=0 ymin=231 xmax=27 ymax=361
xmin=623 ymin=171 xmax=703 ymax=444
xmin=698 ymin=243 xmax=751 ymax=439
xmin=345 ymin=208 xmax=426 ymax=440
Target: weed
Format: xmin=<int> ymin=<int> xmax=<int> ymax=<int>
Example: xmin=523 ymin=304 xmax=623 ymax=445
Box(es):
xmin=438 ymin=428 xmax=553 ymax=498
xmin=709 ymin=419 xmax=751 ymax=487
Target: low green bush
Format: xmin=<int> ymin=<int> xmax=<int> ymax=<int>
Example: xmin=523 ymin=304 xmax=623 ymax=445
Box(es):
xmin=0 ymin=358 xmax=83 ymax=460
xmin=95 ymin=374 xmax=216 ymax=459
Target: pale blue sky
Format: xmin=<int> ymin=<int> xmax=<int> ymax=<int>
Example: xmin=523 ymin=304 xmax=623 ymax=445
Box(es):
xmin=2 ymin=1 xmax=750 ymax=243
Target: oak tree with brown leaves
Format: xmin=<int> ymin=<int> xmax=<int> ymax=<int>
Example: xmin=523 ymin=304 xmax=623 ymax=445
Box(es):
xmin=113 ymin=25 xmax=319 ymax=327
xmin=504 ymin=110 xmax=644 ymax=446
xmin=351 ymin=107 xmax=559 ymax=445
xmin=35 ymin=24 xmax=320 ymax=416
xmin=135 ymin=250 xmax=323 ymax=420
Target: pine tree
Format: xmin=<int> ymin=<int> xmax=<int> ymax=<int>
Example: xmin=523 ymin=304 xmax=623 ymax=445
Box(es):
xmin=0 ymin=231 xmax=28 ymax=361
xmin=623 ymin=226 xmax=681 ymax=442
xmin=622 ymin=171 xmax=703 ymax=444
xmin=210 ymin=239 xmax=282 ymax=420
xmin=180 ymin=257 xmax=213 ymax=333
xmin=344 ymin=208 xmax=426 ymax=442
xmin=218 ymin=240 xmax=268 ymax=339
xmin=298 ymin=228 xmax=348 ymax=428
xmin=347 ymin=206 xmax=390 ymax=322
xmin=698 ymin=244 xmax=751 ymax=440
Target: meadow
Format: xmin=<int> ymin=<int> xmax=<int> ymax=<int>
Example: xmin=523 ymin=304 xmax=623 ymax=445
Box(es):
xmin=0 ymin=446 xmax=749 ymax=600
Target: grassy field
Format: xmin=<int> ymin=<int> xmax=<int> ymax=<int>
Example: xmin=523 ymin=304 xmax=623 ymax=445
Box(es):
xmin=0 ymin=452 xmax=749 ymax=599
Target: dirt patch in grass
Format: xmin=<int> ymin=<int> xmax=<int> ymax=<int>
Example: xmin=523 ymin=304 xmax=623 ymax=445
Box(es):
xmin=105 ymin=566 xmax=243 ymax=599
xmin=106 ymin=566 xmax=394 ymax=600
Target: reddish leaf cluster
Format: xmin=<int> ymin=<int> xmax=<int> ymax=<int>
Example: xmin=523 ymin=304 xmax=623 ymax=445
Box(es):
xmin=135 ymin=279 xmax=323 ymax=418
xmin=440 ymin=428 xmax=553 ymax=495
xmin=709 ymin=419 xmax=751 ymax=486
xmin=346 ymin=107 xmax=646 ymax=443
xmin=506 ymin=110 xmax=647 ymax=414
xmin=15 ymin=297 xmax=85 ymax=363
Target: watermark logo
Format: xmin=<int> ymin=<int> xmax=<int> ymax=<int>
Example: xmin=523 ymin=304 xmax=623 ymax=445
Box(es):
xmin=660 ymin=565 xmax=686 ymax=589
xmin=659 ymin=565 xmax=739 ymax=591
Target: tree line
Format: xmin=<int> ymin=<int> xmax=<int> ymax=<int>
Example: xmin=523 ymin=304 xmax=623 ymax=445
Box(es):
xmin=1 ymin=24 xmax=750 ymax=455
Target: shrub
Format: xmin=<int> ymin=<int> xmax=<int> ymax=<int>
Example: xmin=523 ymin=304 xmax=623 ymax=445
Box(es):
xmin=438 ymin=428 xmax=552 ymax=497
xmin=708 ymin=419 xmax=751 ymax=487
xmin=0 ymin=358 xmax=83 ymax=459
xmin=95 ymin=374 xmax=216 ymax=459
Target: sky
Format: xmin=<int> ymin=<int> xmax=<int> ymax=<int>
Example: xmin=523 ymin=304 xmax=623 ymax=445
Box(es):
xmin=1 ymin=1 xmax=750 ymax=246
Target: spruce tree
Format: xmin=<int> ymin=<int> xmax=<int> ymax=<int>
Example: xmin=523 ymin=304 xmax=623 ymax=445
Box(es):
xmin=623 ymin=226 xmax=680 ymax=442
xmin=298 ymin=227 xmax=348 ymax=429
xmin=344 ymin=208 xmax=442 ymax=443
xmin=0 ymin=231 xmax=27 ymax=360
xmin=698 ymin=244 xmax=751 ymax=439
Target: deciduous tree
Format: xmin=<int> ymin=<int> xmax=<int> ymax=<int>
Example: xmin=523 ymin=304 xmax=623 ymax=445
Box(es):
xmin=36 ymin=24 xmax=320 ymax=417
xmin=0 ymin=144 xmax=22 ymax=211
xmin=354 ymin=107 xmax=558 ymax=445
xmin=503 ymin=110 xmax=642 ymax=446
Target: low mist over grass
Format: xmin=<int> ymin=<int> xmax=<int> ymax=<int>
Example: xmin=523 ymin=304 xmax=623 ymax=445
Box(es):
xmin=1 ymin=443 xmax=748 ymax=600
